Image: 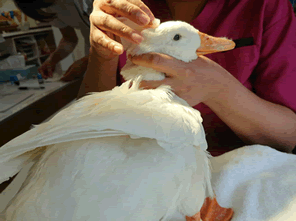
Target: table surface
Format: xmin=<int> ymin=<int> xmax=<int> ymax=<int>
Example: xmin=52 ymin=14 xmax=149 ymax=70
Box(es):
xmin=0 ymin=76 xmax=70 ymax=123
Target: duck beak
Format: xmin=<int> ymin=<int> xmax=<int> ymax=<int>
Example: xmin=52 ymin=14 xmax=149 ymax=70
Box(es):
xmin=196 ymin=31 xmax=235 ymax=55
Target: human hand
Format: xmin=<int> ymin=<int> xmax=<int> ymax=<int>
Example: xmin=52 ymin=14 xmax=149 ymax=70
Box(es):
xmin=38 ymin=57 xmax=56 ymax=79
xmin=130 ymin=53 xmax=236 ymax=106
xmin=60 ymin=56 xmax=89 ymax=82
xmin=90 ymin=0 xmax=156 ymax=59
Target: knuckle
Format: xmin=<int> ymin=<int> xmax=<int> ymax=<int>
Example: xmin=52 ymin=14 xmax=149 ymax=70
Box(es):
xmin=118 ymin=25 xmax=130 ymax=35
xmin=138 ymin=5 xmax=151 ymax=17
xmin=93 ymin=34 xmax=114 ymax=51
xmin=105 ymin=40 xmax=115 ymax=50
xmin=99 ymin=14 xmax=109 ymax=27
xmin=92 ymin=35 xmax=106 ymax=48
xmin=123 ymin=4 xmax=137 ymax=16
xmin=89 ymin=13 xmax=96 ymax=23
xmin=90 ymin=12 xmax=105 ymax=27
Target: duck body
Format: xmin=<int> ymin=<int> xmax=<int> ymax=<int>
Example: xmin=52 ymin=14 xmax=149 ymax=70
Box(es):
xmin=5 ymin=137 xmax=208 ymax=221
xmin=1 ymin=78 xmax=212 ymax=220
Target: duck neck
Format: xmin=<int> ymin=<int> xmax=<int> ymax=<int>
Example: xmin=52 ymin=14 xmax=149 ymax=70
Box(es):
xmin=165 ymin=0 xmax=208 ymax=23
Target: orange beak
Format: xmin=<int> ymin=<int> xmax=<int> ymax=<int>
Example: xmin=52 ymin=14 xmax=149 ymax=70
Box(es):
xmin=196 ymin=31 xmax=235 ymax=55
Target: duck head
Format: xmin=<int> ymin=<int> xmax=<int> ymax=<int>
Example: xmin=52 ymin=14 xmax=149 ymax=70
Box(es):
xmin=118 ymin=18 xmax=235 ymax=80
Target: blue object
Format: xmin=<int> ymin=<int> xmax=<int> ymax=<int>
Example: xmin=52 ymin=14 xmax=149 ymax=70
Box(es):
xmin=1 ymin=13 xmax=7 ymax=18
xmin=10 ymin=75 xmax=18 ymax=82
xmin=0 ymin=65 xmax=38 ymax=82
xmin=10 ymin=75 xmax=19 ymax=85
xmin=9 ymin=11 xmax=14 ymax=19
xmin=37 ymin=73 xmax=44 ymax=84
xmin=290 ymin=0 xmax=295 ymax=7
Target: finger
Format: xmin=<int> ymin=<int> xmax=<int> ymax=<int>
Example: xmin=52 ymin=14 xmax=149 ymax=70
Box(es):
xmin=101 ymin=0 xmax=151 ymax=26
xmin=91 ymin=11 xmax=144 ymax=45
xmin=91 ymin=27 xmax=124 ymax=55
xmin=131 ymin=53 xmax=186 ymax=77
xmin=126 ymin=0 xmax=155 ymax=25
xmin=139 ymin=79 xmax=171 ymax=89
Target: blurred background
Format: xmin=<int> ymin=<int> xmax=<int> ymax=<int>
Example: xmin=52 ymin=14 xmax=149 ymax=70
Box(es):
xmin=0 ymin=0 xmax=87 ymax=149
xmin=0 ymin=0 xmax=86 ymax=77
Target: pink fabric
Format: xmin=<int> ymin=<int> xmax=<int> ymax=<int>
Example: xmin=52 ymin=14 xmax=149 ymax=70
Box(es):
xmin=118 ymin=0 xmax=296 ymax=153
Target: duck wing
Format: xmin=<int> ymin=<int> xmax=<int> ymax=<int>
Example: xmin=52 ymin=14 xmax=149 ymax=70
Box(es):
xmin=0 ymin=78 xmax=206 ymax=184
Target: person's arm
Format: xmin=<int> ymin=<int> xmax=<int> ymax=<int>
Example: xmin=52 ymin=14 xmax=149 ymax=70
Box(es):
xmin=38 ymin=26 xmax=78 ymax=78
xmin=50 ymin=26 xmax=78 ymax=64
xmin=77 ymin=0 xmax=157 ymax=97
xmin=77 ymin=48 xmax=118 ymax=99
xmin=202 ymin=72 xmax=296 ymax=153
xmin=60 ymin=55 xmax=89 ymax=82
xmin=131 ymin=53 xmax=296 ymax=153
xmin=49 ymin=26 xmax=78 ymax=64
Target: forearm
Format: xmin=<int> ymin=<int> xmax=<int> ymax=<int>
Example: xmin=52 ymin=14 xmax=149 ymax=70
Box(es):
xmin=204 ymin=79 xmax=296 ymax=153
xmin=77 ymin=50 xmax=118 ymax=99
xmin=49 ymin=37 xmax=78 ymax=64
xmin=73 ymin=55 xmax=89 ymax=72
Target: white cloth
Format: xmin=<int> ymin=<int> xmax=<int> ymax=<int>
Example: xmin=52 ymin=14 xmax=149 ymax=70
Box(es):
xmin=170 ymin=144 xmax=296 ymax=221
xmin=210 ymin=145 xmax=296 ymax=221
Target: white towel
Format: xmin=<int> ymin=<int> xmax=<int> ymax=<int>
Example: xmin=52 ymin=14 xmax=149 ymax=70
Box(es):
xmin=210 ymin=144 xmax=296 ymax=221
xmin=170 ymin=144 xmax=296 ymax=221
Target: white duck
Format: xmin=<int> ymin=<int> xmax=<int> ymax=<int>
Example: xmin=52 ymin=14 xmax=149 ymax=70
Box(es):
xmin=0 ymin=19 xmax=235 ymax=221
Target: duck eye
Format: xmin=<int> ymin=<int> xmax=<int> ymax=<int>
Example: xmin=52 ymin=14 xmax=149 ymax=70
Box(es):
xmin=173 ymin=34 xmax=181 ymax=41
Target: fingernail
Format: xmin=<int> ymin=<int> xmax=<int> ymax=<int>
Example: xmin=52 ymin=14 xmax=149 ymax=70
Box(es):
xmin=150 ymin=18 xmax=160 ymax=27
xmin=149 ymin=14 xmax=155 ymax=23
xmin=137 ymin=13 xmax=149 ymax=25
xmin=131 ymin=33 xmax=144 ymax=44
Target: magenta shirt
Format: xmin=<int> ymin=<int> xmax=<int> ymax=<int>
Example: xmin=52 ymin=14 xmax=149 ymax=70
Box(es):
xmin=118 ymin=0 xmax=296 ymax=154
